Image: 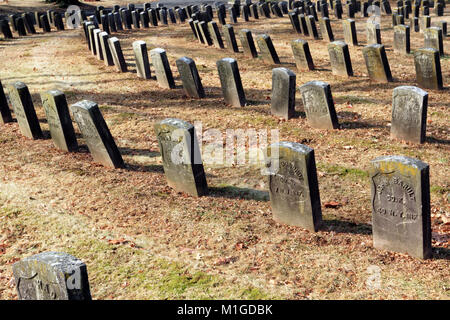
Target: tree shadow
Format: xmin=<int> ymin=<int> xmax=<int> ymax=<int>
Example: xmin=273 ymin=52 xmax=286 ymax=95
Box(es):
xmin=425 ymin=136 xmax=450 ymax=145
xmin=209 ymin=185 xmax=269 ymax=202
xmin=124 ymin=163 xmax=164 ymax=173
xmin=322 ymin=219 xmax=372 ymax=235
xmin=120 ymin=148 xmax=160 ymax=157
xmin=432 ymin=247 xmax=450 ymax=261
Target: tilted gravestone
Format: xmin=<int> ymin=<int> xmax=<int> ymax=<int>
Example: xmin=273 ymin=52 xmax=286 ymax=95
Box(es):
xmin=0 ymin=80 xmax=13 ymax=124
xmin=328 ymin=41 xmax=353 ymax=77
xmin=70 ymin=100 xmax=125 ymax=169
xmin=40 ymin=14 xmax=51 ymax=32
xmin=256 ymin=34 xmax=280 ymax=64
xmin=99 ymin=32 xmax=114 ymax=66
xmin=108 ymin=37 xmax=128 ymax=72
xmin=394 ymin=25 xmax=410 ymax=54
xmin=289 ymin=12 xmax=302 ymax=33
xmin=93 ymin=29 xmax=103 ymax=61
xmin=154 ymin=118 xmax=208 ymax=197
xmin=362 ymin=44 xmax=392 ymax=83
xmin=188 ymin=19 xmax=198 ymax=38
xmin=41 ymin=90 xmax=78 ymax=152
xmin=306 ymin=15 xmax=320 ymax=39
xmin=199 ymin=21 xmax=213 ymax=46
xmin=319 ymin=17 xmax=334 ymax=42
xmin=176 ymin=57 xmax=205 ymax=99
xmin=208 ymin=21 xmax=224 ymax=49
xmin=424 ymin=27 xmax=444 ymax=56
xmin=271 ymin=68 xmax=296 ymax=120
xmin=291 ymin=39 xmax=314 ymax=71
xmin=223 ymin=24 xmax=239 ymax=53
xmin=370 ymin=156 xmax=431 ymax=259
xmin=87 ymin=25 xmax=97 ymax=56
xmin=239 ymin=29 xmax=258 ymax=58
xmin=391 ymin=86 xmax=428 ymax=144
xmin=150 ymin=48 xmax=176 ymax=89
xmin=12 ymin=252 xmax=91 ymax=300
xmin=299 ymin=81 xmax=339 ymax=130
xmin=1 ymin=20 xmax=13 ymax=39
xmin=343 ymin=19 xmax=358 ymax=46
xmin=8 ymin=82 xmax=43 ymax=139
xmin=194 ymin=21 xmax=204 ymax=44
xmin=265 ymin=142 xmax=322 ymax=232
xmin=217 ymin=58 xmax=246 ymax=107
xmin=366 ymin=22 xmax=381 ymax=44
xmin=414 ymin=48 xmax=443 ymax=90
xmin=133 ymin=40 xmax=151 ymax=79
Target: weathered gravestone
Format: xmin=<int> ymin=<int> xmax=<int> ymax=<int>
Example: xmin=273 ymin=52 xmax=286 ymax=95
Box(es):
xmin=199 ymin=21 xmax=213 ymax=46
xmin=208 ymin=21 xmax=224 ymax=49
xmin=424 ymin=27 xmax=444 ymax=56
xmin=12 ymin=252 xmax=91 ymax=300
xmin=362 ymin=44 xmax=392 ymax=82
xmin=306 ymin=15 xmax=320 ymax=39
xmin=370 ymin=156 xmax=431 ymax=259
xmin=194 ymin=21 xmax=204 ymax=44
xmin=99 ymin=32 xmax=114 ymax=66
xmin=176 ymin=57 xmax=205 ymax=99
xmin=366 ymin=21 xmax=381 ymax=44
xmin=391 ymin=86 xmax=428 ymax=144
xmin=87 ymin=25 xmax=97 ymax=55
xmin=299 ymin=81 xmax=339 ymax=130
xmin=150 ymin=48 xmax=176 ymax=89
xmin=93 ymin=29 xmax=103 ymax=61
xmin=265 ymin=142 xmax=322 ymax=232
xmin=70 ymin=100 xmax=125 ymax=168
xmin=289 ymin=12 xmax=302 ymax=33
xmin=328 ymin=41 xmax=353 ymax=77
xmin=41 ymin=90 xmax=78 ymax=152
xmin=343 ymin=19 xmax=358 ymax=46
xmin=271 ymin=68 xmax=296 ymax=120
xmin=108 ymin=37 xmax=128 ymax=72
xmin=133 ymin=40 xmax=151 ymax=79
xmin=40 ymin=14 xmax=51 ymax=32
xmin=8 ymin=82 xmax=43 ymax=139
xmin=1 ymin=20 xmax=13 ymax=39
xmin=223 ymin=24 xmax=239 ymax=53
xmin=414 ymin=48 xmax=443 ymax=90
xmin=154 ymin=118 xmax=208 ymax=197
xmin=239 ymin=29 xmax=258 ymax=58
xmin=319 ymin=17 xmax=334 ymax=42
xmin=291 ymin=39 xmax=315 ymax=71
xmin=0 ymin=80 xmax=13 ymax=124
xmin=217 ymin=58 xmax=246 ymax=107
xmin=394 ymin=25 xmax=410 ymax=54
xmin=256 ymin=34 xmax=280 ymax=64
xmin=420 ymin=15 xmax=431 ymax=32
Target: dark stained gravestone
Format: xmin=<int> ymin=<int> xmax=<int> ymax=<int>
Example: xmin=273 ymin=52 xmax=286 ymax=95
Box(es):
xmin=223 ymin=24 xmax=239 ymax=53
xmin=271 ymin=68 xmax=296 ymax=120
xmin=15 ymin=17 xmax=27 ymax=36
xmin=239 ymin=29 xmax=258 ymax=58
xmin=291 ymin=39 xmax=314 ymax=71
xmin=256 ymin=34 xmax=280 ymax=64
xmin=414 ymin=48 xmax=443 ymax=90
xmin=12 ymin=252 xmax=91 ymax=300
xmin=306 ymin=15 xmax=320 ymax=39
xmin=108 ymin=13 xmax=118 ymax=32
xmin=93 ymin=29 xmax=103 ymax=61
xmin=70 ymin=100 xmax=124 ymax=169
xmin=216 ymin=58 xmax=246 ymax=107
xmin=362 ymin=44 xmax=392 ymax=83
xmin=176 ymin=57 xmax=205 ymax=99
xmin=319 ymin=17 xmax=334 ymax=42
xmin=99 ymin=32 xmax=114 ymax=67
xmin=199 ymin=21 xmax=213 ymax=46
xmin=150 ymin=48 xmax=176 ymax=89
xmin=343 ymin=19 xmax=358 ymax=46
xmin=140 ymin=11 xmax=149 ymax=28
xmin=188 ymin=19 xmax=198 ymax=38
xmin=299 ymin=81 xmax=339 ymax=130
xmin=1 ymin=20 xmax=13 ymax=39
xmin=391 ymin=86 xmax=428 ymax=144
xmin=0 ymin=80 xmax=13 ymax=124
xmin=149 ymin=9 xmax=158 ymax=26
xmin=265 ymin=142 xmax=322 ymax=232
xmin=8 ymin=82 xmax=43 ymax=139
xmin=40 ymin=14 xmax=51 ymax=32
xmin=108 ymin=37 xmax=128 ymax=72
xmin=424 ymin=27 xmax=444 ymax=56
xmin=54 ymin=13 xmax=64 ymax=31
xmin=114 ymin=12 xmax=123 ymax=31
xmin=370 ymin=156 xmax=431 ymax=259
xmin=154 ymin=118 xmax=208 ymax=197
xmin=289 ymin=12 xmax=302 ymax=33
xmin=328 ymin=41 xmax=353 ymax=77
xmin=41 ymin=90 xmax=78 ymax=152
xmin=394 ymin=25 xmax=410 ymax=54
xmin=366 ymin=21 xmax=381 ymax=44
xmin=133 ymin=40 xmax=151 ymax=79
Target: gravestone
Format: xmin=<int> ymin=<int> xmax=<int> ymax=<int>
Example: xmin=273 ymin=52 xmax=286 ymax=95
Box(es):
xmin=216 ymin=58 xmax=246 ymax=107
xmin=370 ymin=156 xmax=431 ymax=259
xmin=223 ymin=24 xmax=239 ymax=52
xmin=362 ymin=44 xmax=393 ymax=82
xmin=394 ymin=25 xmax=410 ymax=54
xmin=99 ymin=32 xmax=114 ymax=67
xmin=12 ymin=252 xmax=91 ymax=300
xmin=93 ymin=29 xmax=103 ymax=61
xmin=256 ymin=34 xmax=280 ymax=64
xmin=299 ymin=14 xmax=309 ymax=36
xmin=87 ymin=25 xmax=97 ymax=55
xmin=437 ymin=21 xmax=446 ymax=38
xmin=289 ymin=12 xmax=302 ymax=33
xmin=194 ymin=21 xmax=204 ymax=44
xmin=239 ymin=29 xmax=258 ymax=58
xmin=391 ymin=86 xmax=428 ymax=144
xmin=414 ymin=48 xmax=443 ymax=90
xmin=8 ymin=82 xmax=43 ymax=139
xmin=0 ymin=81 xmax=13 ymax=124
xmin=41 ymin=90 xmax=78 ymax=152
xmin=154 ymin=118 xmax=208 ymax=197
xmin=306 ymin=15 xmax=320 ymax=39
xmin=150 ymin=48 xmax=176 ymax=89
xmin=199 ymin=21 xmax=213 ymax=46
xmin=108 ymin=37 xmax=128 ymax=72
xmin=424 ymin=27 xmax=444 ymax=56
xmin=328 ymin=41 xmax=353 ymax=77
xmin=208 ymin=21 xmax=224 ymax=49
xmin=271 ymin=68 xmax=296 ymax=120
xmin=114 ymin=12 xmax=123 ymax=31
xmin=176 ymin=57 xmax=205 ymax=99
xmin=265 ymin=142 xmax=322 ymax=232
xmin=420 ymin=15 xmax=431 ymax=32
xmin=40 ymin=14 xmax=51 ymax=32
xmin=133 ymin=40 xmax=151 ymax=79
xmin=319 ymin=17 xmax=334 ymax=41
xmin=299 ymin=81 xmax=339 ymax=130
xmin=1 ymin=20 xmax=13 ymax=39
xmin=343 ymin=19 xmax=358 ymax=46
xmin=70 ymin=100 xmax=124 ymax=168
xmin=291 ymin=39 xmax=315 ymax=71
xmin=188 ymin=19 xmax=198 ymax=38
xmin=366 ymin=22 xmax=381 ymax=44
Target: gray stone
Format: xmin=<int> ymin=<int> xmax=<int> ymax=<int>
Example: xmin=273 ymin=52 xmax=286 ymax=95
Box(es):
xmin=208 ymin=21 xmax=224 ymax=49
xmin=216 ymin=58 xmax=246 ymax=107
xmin=87 ymin=25 xmax=97 ymax=55
xmin=366 ymin=21 xmax=381 ymax=44
xmin=176 ymin=57 xmax=205 ymax=99
xmin=319 ymin=17 xmax=334 ymax=42
xmin=291 ymin=39 xmax=314 ymax=71
xmin=394 ymin=25 xmax=410 ymax=54
xmin=328 ymin=41 xmax=353 ymax=77
xmin=99 ymin=32 xmax=114 ymax=66
xmin=239 ymin=29 xmax=258 ymax=58
xmin=256 ymin=34 xmax=280 ymax=64
xmin=414 ymin=47 xmax=443 ymax=90
xmin=150 ymin=48 xmax=175 ymax=89
xmin=0 ymin=80 xmax=13 ymax=124
xmin=424 ymin=27 xmax=444 ymax=56
xmin=271 ymin=68 xmax=296 ymax=120
xmin=362 ymin=44 xmax=392 ymax=83
xmin=93 ymin=29 xmax=103 ymax=61
xmin=343 ymin=19 xmax=358 ymax=46
xmin=306 ymin=15 xmax=320 ymax=39
xmin=133 ymin=40 xmax=151 ymax=79
xmin=223 ymin=24 xmax=239 ymax=53
xmin=108 ymin=37 xmax=127 ymax=72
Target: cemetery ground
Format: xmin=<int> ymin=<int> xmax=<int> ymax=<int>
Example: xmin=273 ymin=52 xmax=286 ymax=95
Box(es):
xmin=0 ymin=1 xmax=449 ymax=300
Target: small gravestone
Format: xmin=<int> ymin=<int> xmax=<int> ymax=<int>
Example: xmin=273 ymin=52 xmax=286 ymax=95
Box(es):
xmin=188 ymin=19 xmax=198 ymax=38
xmin=150 ymin=48 xmax=176 ymax=89
xmin=194 ymin=21 xmax=204 ymax=43
xmin=217 ymin=58 xmax=246 ymax=107
xmin=299 ymin=14 xmax=309 ymax=36
xmin=391 ymin=86 xmax=428 ymax=144
xmin=154 ymin=118 xmax=208 ymax=197
xmin=108 ymin=37 xmax=128 ymax=72
xmin=223 ymin=24 xmax=239 ymax=53
xmin=176 ymin=57 xmax=205 ymax=99
xmin=1 ymin=20 xmax=13 ymax=39
xmin=239 ymin=29 xmax=258 ymax=58
xmin=265 ymin=142 xmax=322 ymax=232
xmin=40 ymin=14 xmax=51 ymax=32
xmin=271 ymin=68 xmax=296 ymax=120
xmin=343 ymin=19 xmax=358 ymax=46
xmin=256 ymin=34 xmax=280 ymax=64
xmin=99 ymin=32 xmax=114 ymax=66
xmin=437 ymin=21 xmax=446 ymax=37
xmin=328 ymin=41 xmax=353 ymax=77
xmin=299 ymin=81 xmax=339 ymax=130
xmin=394 ymin=25 xmax=410 ymax=54
xmin=87 ymin=25 xmax=97 ymax=56
xmin=289 ymin=12 xmax=302 ymax=33
xmin=93 ymin=29 xmax=103 ymax=60
xmin=71 ymin=100 xmax=124 ymax=168
xmin=319 ymin=17 xmax=334 ymax=41
xmin=370 ymin=156 xmax=431 ymax=259
xmin=12 ymin=252 xmax=91 ymax=300
xmin=208 ymin=21 xmax=224 ymax=49
xmin=362 ymin=44 xmax=392 ymax=83
xmin=366 ymin=22 xmax=381 ymax=44
xmin=133 ymin=40 xmax=151 ymax=79
xmin=199 ymin=21 xmax=213 ymax=46
xmin=0 ymin=81 xmax=13 ymax=124
xmin=424 ymin=27 xmax=444 ymax=56
xmin=114 ymin=12 xmax=123 ymax=31
xmin=8 ymin=82 xmax=43 ymax=139
xmin=291 ymin=39 xmax=314 ymax=71
xmin=420 ymin=15 xmax=431 ymax=32
xmin=414 ymin=48 xmax=443 ymax=90
xmin=41 ymin=90 xmax=78 ymax=152
xmin=306 ymin=15 xmax=320 ymax=39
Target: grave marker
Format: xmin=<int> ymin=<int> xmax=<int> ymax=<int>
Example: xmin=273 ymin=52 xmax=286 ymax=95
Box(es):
xmin=394 ymin=25 xmax=410 ymax=54
xmin=414 ymin=48 xmax=443 ymax=90
xmin=271 ymin=68 xmax=296 ymax=119
xmin=256 ymin=34 xmax=280 ymax=64
xmin=108 ymin=37 xmax=128 ymax=72
xmin=0 ymin=80 xmax=13 ymax=124
xmin=291 ymin=39 xmax=315 ymax=71
xmin=216 ymin=58 xmax=246 ymax=107
xmin=133 ymin=40 xmax=151 ymax=79
xmin=328 ymin=41 xmax=353 ymax=77
xmin=362 ymin=44 xmax=393 ymax=82
xmin=239 ymin=29 xmax=258 ymax=58
xmin=150 ymin=48 xmax=176 ymax=89
xmin=176 ymin=57 xmax=205 ymax=98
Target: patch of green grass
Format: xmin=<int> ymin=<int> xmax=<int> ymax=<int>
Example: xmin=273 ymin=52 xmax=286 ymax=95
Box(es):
xmin=317 ymin=163 xmax=369 ymax=180
xmin=430 ymin=185 xmax=449 ymax=195
xmin=239 ymin=287 xmax=273 ymax=299
xmin=337 ymin=95 xmax=377 ymax=105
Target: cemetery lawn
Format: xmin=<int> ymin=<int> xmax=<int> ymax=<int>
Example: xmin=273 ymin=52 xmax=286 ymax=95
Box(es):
xmin=0 ymin=1 xmax=449 ymax=299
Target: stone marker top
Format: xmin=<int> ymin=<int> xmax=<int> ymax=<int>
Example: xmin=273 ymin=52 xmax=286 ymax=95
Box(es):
xmin=331 ymin=40 xmax=346 ymax=46
xmin=133 ymin=40 xmax=146 ymax=45
xmin=371 ymin=155 xmax=429 ymax=170
xmin=72 ymin=99 xmax=97 ymax=111
xmin=302 ymin=80 xmax=328 ymax=89
xmin=152 ymin=47 xmax=166 ymax=54
xmin=420 ymin=47 xmax=439 ymax=53
xmin=273 ymin=67 xmax=295 ymax=77
xmin=269 ymin=141 xmax=313 ymax=154
xmin=394 ymin=85 xmax=428 ymax=97
xmin=159 ymin=117 xmax=193 ymax=130
xmin=14 ymin=252 xmax=86 ymax=274
xmin=220 ymin=57 xmax=236 ymax=64
xmin=99 ymin=31 xmax=108 ymax=36
xmin=109 ymin=36 xmax=119 ymax=42
xmin=177 ymin=56 xmax=193 ymax=64
xmin=12 ymin=81 xmax=27 ymax=90
xmin=365 ymin=43 xmax=384 ymax=49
